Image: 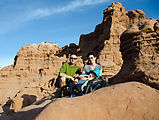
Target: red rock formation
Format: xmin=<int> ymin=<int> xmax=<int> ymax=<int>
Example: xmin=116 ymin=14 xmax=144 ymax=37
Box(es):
xmin=0 ymin=42 xmax=83 ymax=114
xmin=0 ymin=42 xmax=65 ymax=114
xmin=3 ymin=82 xmax=159 ymax=120
xmin=13 ymin=42 xmax=66 ymax=77
xmin=35 ymin=82 xmax=159 ymax=120
xmin=0 ymin=42 xmax=67 ymax=78
xmin=79 ymin=2 xmax=146 ymax=78
xmin=109 ymin=19 xmax=159 ymax=89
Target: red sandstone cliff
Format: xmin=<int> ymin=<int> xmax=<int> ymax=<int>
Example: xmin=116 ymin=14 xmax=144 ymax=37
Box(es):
xmin=79 ymin=2 xmax=145 ymax=78
xmin=109 ymin=19 xmax=159 ymax=89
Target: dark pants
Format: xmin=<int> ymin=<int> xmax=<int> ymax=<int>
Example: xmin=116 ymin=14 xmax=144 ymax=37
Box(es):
xmin=68 ymin=82 xmax=83 ymax=96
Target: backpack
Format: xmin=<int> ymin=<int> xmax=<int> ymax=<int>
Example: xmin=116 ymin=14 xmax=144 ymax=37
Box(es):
xmin=84 ymin=76 xmax=109 ymax=94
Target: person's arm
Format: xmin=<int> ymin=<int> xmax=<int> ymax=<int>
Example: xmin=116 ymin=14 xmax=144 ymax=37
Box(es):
xmin=79 ymin=74 xmax=88 ymax=77
xmin=79 ymin=74 xmax=89 ymax=80
xmin=78 ymin=66 xmax=89 ymax=80
xmin=59 ymin=63 xmax=74 ymax=81
xmin=100 ymin=70 xmax=102 ymax=76
xmin=73 ymin=69 xmax=82 ymax=78
xmin=59 ymin=72 xmax=74 ymax=81
xmin=98 ymin=64 xmax=103 ymax=76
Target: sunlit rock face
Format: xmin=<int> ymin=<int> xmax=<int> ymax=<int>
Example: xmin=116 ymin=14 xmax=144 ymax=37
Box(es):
xmin=35 ymin=82 xmax=159 ymax=120
xmin=0 ymin=42 xmax=65 ymax=114
xmin=0 ymin=42 xmax=65 ymax=78
xmin=79 ymin=2 xmax=146 ymax=78
xmin=109 ymin=19 xmax=159 ymax=89
xmin=0 ymin=42 xmax=83 ymax=114
xmin=13 ymin=42 xmax=65 ymax=77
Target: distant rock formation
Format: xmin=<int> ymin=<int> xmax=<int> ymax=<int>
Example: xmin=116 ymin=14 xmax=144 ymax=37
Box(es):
xmin=79 ymin=2 xmax=145 ymax=78
xmin=13 ymin=42 xmax=65 ymax=77
xmin=0 ymin=42 xmax=65 ymax=114
xmin=0 ymin=42 xmax=66 ymax=78
xmin=109 ymin=19 xmax=159 ymax=89
xmin=0 ymin=42 xmax=83 ymax=114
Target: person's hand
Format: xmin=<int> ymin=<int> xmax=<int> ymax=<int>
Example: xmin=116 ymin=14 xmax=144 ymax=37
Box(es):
xmin=74 ymin=79 xmax=78 ymax=84
xmin=73 ymin=74 xmax=79 ymax=78
xmin=79 ymin=75 xmax=89 ymax=80
xmin=81 ymin=80 xmax=89 ymax=91
xmin=70 ymin=76 xmax=74 ymax=81
xmin=89 ymin=74 xmax=92 ymax=78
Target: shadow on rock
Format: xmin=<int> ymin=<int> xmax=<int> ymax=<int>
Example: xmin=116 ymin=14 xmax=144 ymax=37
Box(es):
xmin=21 ymin=94 xmax=37 ymax=108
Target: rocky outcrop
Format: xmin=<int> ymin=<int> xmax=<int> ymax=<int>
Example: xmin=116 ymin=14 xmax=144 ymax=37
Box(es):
xmin=55 ymin=43 xmax=80 ymax=58
xmin=109 ymin=19 xmax=159 ymax=89
xmin=0 ymin=42 xmax=84 ymax=78
xmin=0 ymin=42 xmax=65 ymax=78
xmin=34 ymin=82 xmax=159 ymax=120
xmin=0 ymin=42 xmax=83 ymax=114
xmin=79 ymin=2 xmax=146 ymax=78
xmin=0 ymin=42 xmax=65 ymax=115
xmin=0 ymin=75 xmax=56 ymax=114
xmin=13 ymin=42 xmax=65 ymax=77
xmin=2 ymin=82 xmax=159 ymax=120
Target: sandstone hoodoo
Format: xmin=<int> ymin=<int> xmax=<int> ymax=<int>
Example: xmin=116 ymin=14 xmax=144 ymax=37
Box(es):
xmin=110 ymin=19 xmax=159 ymax=89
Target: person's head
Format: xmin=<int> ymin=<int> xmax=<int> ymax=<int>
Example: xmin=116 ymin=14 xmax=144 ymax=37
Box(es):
xmin=69 ymin=54 xmax=77 ymax=65
xmin=87 ymin=52 xmax=97 ymax=64
xmin=89 ymin=69 xmax=100 ymax=78
xmin=89 ymin=73 xmax=97 ymax=78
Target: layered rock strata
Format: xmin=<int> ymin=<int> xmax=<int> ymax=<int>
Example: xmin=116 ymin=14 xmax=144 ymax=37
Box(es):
xmin=0 ymin=42 xmax=64 ymax=114
xmin=79 ymin=2 xmax=145 ymax=78
xmin=109 ymin=19 xmax=159 ymax=89
xmin=13 ymin=42 xmax=65 ymax=77
xmin=0 ymin=42 xmax=83 ymax=114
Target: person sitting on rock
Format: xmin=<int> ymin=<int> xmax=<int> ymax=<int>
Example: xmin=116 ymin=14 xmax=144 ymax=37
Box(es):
xmin=77 ymin=52 xmax=102 ymax=94
xmin=56 ymin=54 xmax=81 ymax=96
xmin=67 ymin=52 xmax=102 ymax=97
xmin=82 ymin=52 xmax=102 ymax=77
xmin=67 ymin=68 xmax=101 ymax=97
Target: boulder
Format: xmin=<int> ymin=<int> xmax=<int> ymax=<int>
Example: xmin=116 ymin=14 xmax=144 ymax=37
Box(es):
xmin=35 ymin=82 xmax=159 ymax=120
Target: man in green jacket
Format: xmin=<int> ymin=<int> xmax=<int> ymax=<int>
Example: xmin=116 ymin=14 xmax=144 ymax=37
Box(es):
xmin=59 ymin=54 xmax=81 ymax=88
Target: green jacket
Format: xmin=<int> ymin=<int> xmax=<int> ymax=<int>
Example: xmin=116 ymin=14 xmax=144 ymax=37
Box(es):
xmin=59 ymin=62 xmax=79 ymax=77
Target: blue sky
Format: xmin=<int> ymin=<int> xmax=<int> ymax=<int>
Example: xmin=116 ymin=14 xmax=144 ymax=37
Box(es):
xmin=0 ymin=0 xmax=158 ymax=67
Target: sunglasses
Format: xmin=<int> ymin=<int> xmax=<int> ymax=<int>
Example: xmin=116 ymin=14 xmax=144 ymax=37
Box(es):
xmin=70 ymin=57 xmax=77 ymax=60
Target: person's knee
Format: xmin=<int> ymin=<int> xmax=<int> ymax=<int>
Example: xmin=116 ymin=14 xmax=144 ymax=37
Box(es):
xmin=76 ymin=84 xmax=82 ymax=91
xmin=60 ymin=77 xmax=66 ymax=87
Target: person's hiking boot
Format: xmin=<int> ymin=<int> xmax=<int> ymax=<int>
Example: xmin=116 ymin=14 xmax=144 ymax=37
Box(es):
xmin=71 ymin=94 xmax=76 ymax=97
xmin=77 ymin=91 xmax=83 ymax=96
xmin=67 ymin=92 xmax=71 ymax=97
